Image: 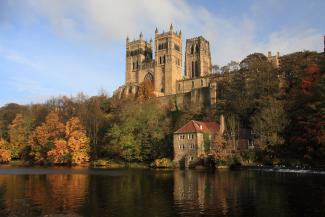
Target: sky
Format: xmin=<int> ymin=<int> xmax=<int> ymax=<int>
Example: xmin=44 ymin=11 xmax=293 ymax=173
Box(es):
xmin=0 ymin=0 xmax=324 ymax=106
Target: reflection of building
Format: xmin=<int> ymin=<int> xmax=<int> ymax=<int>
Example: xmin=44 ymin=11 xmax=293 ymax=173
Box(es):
xmin=173 ymin=120 xmax=222 ymax=167
xmin=173 ymin=170 xmax=229 ymax=215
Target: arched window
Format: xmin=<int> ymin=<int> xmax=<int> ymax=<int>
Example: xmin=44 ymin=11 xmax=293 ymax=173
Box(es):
xmin=196 ymin=44 xmax=200 ymax=53
xmin=144 ymin=73 xmax=154 ymax=82
xmin=191 ymin=45 xmax=194 ymax=54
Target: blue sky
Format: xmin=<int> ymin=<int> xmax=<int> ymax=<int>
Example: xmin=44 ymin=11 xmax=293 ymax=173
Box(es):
xmin=0 ymin=0 xmax=324 ymax=106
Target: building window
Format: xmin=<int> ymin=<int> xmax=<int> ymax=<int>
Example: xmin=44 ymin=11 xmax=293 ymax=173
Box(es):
xmin=159 ymin=57 xmax=162 ymax=64
xmin=178 ymin=83 xmax=181 ymax=91
xmin=189 ymin=156 xmax=194 ymax=161
xmin=163 ymin=56 xmax=166 ymax=64
xmin=192 ymin=61 xmax=194 ymax=77
xmin=189 ymin=144 xmax=195 ymax=149
xmin=179 ymin=144 xmax=184 ymax=150
xmin=192 ymin=81 xmax=194 ymax=88
xmin=201 ymin=79 xmax=204 ymax=86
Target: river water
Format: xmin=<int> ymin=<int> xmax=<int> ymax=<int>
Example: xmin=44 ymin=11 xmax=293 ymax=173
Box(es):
xmin=0 ymin=167 xmax=324 ymax=217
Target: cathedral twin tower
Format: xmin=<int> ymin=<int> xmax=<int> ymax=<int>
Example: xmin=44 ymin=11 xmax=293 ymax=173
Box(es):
xmin=124 ymin=24 xmax=212 ymax=97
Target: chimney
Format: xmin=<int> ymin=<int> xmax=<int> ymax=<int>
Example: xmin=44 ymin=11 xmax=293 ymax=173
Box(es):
xmin=220 ymin=115 xmax=225 ymax=134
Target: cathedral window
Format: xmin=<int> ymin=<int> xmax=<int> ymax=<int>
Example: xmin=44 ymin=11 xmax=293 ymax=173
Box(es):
xmin=159 ymin=57 xmax=162 ymax=64
xmin=191 ymin=45 xmax=194 ymax=54
xmin=192 ymin=81 xmax=194 ymax=88
xmin=163 ymin=56 xmax=166 ymax=64
xmin=201 ymin=79 xmax=204 ymax=86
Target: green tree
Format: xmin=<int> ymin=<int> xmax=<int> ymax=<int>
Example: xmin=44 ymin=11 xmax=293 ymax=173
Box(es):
xmin=8 ymin=113 xmax=32 ymax=159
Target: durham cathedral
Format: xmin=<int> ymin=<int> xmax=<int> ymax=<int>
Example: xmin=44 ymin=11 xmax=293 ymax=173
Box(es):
xmin=113 ymin=24 xmax=279 ymax=108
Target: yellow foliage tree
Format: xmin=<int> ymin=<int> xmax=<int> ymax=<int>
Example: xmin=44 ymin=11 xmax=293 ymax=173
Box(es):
xmin=9 ymin=113 xmax=30 ymax=159
xmin=0 ymin=138 xmax=11 ymax=163
xmin=29 ymin=112 xmax=65 ymax=163
xmin=66 ymin=117 xmax=90 ymax=164
xmin=47 ymin=139 xmax=70 ymax=164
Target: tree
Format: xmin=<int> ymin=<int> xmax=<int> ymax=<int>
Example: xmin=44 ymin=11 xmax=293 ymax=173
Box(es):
xmin=251 ymin=97 xmax=287 ymax=152
xmin=203 ymin=133 xmax=211 ymax=153
xmin=0 ymin=138 xmax=11 ymax=163
xmin=29 ymin=112 xmax=65 ymax=164
xmin=106 ymin=100 xmax=170 ymax=162
xmin=47 ymin=139 xmax=70 ymax=164
xmin=8 ymin=113 xmax=31 ymax=159
xmin=66 ymin=117 xmax=90 ymax=164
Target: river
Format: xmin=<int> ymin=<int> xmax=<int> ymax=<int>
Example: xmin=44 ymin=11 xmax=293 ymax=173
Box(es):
xmin=0 ymin=167 xmax=324 ymax=217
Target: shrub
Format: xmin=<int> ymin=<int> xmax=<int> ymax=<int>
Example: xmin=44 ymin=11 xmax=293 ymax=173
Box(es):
xmin=151 ymin=158 xmax=173 ymax=168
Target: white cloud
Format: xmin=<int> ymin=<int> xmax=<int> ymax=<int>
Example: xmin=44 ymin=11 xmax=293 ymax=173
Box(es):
xmin=1 ymin=0 xmax=323 ymax=65
xmin=4 ymin=51 xmax=42 ymax=69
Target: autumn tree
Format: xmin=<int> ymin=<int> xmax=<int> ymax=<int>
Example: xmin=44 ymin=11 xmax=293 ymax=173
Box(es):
xmin=0 ymin=138 xmax=11 ymax=163
xmin=29 ymin=112 xmax=65 ymax=164
xmin=66 ymin=117 xmax=90 ymax=164
xmin=47 ymin=139 xmax=70 ymax=164
xmin=8 ymin=113 xmax=31 ymax=159
xmin=137 ymin=80 xmax=156 ymax=100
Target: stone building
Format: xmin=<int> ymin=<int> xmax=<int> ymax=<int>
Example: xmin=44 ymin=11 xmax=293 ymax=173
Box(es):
xmin=113 ymin=25 xmax=282 ymax=111
xmin=173 ymin=119 xmax=224 ymax=167
xmin=267 ymin=51 xmax=280 ymax=68
xmin=114 ymin=24 xmax=215 ymax=102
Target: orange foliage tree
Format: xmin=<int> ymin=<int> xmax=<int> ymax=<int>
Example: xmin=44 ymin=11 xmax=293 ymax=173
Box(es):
xmin=8 ymin=113 xmax=30 ymax=159
xmin=137 ymin=80 xmax=156 ymax=100
xmin=0 ymin=138 xmax=11 ymax=163
xmin=66 ymin=117 xmax=90 ymax=164
xmin=47 ymin=139 xmax=70 ymax=164
xmin=29 ymin=112 xmax=65 ymax=164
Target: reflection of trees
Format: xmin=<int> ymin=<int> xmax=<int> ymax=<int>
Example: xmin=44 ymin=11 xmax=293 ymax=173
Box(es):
xmin=0 ymin=174 xmax=88 ymax=216
xmin=173 ymin=170 xmax=314 ymax=217
xmin=82 ymin=170 xmax=177 ymax=217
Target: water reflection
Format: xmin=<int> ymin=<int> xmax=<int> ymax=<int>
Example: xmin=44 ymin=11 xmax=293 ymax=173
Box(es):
xmin=0 ymin=174 xmax=87 ymax=216
xmin=0 ymin=168 xmax=324 ymax=217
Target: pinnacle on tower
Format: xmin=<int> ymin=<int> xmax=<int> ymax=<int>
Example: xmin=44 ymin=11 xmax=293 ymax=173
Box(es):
xmin=139 ymin=32 xmax=143 ymax=39
xmin=170 ymin=23 xmax=173 ymax=31
xmin=155 ymin=27 xmax=158 ymax=34
xmin=126 ymin=36 xmax=129 ymax=43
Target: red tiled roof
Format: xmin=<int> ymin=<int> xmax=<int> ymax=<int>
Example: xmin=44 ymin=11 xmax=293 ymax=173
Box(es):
xmin=174 ymin=120 xmax=219 ymax=134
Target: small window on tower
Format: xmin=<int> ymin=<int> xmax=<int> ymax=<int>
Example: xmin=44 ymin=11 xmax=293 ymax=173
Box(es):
xmin=192 ymin=81 xmax=194 ymax=88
